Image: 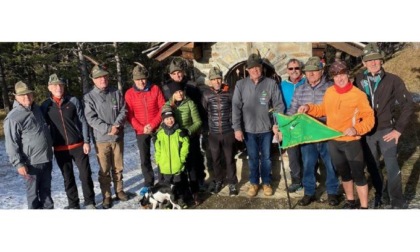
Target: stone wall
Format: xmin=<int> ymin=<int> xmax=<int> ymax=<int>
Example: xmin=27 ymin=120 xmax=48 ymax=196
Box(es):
xmin=193 ymin=42 xmax=312 ymax=85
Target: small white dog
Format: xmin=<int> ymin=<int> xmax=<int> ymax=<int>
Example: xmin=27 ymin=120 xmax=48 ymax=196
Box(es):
xmin=139 ymin=184 xmax=181 ymax=210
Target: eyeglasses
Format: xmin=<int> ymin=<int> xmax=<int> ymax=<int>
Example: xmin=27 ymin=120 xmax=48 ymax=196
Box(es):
xmin=287 ymin=67 xmax=301 ymax=71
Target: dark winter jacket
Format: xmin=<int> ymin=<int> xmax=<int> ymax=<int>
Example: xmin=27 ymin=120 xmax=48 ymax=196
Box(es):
xmin=41 ymin=95 xmax=89 ymax=148
xmin=84 ymin=85 xmax=127 ymax=143
xmin=355 ymin=69 xmax=414 ymax=133
xmin=202 ymin=83 xmax=233 ymax=134
xmin=162 ymin=97 xmax=202 ymax=136
xmin=4 ymin=101 xmax=53 ymax=169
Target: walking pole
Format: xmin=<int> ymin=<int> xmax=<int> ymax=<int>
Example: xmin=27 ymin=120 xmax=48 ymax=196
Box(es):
xmin=278 ymin=142 xmax=292 ymax=209
xmin=273 ymin=113 xmax=292 ymax=209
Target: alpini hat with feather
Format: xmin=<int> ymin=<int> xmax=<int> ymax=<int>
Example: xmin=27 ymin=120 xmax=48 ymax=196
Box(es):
xmin=84 ymin=55 xmax=109 ymax=79
xmin=132 ymin=62 xmax=149 ymax=80
xmin=208 ymin=66 xmax=222 ymax=80
xmin=362 ymin=42 xmax=384 ymax=62
xmin=169 ymin=57 xmax=185 ymax=74
xmin=48 ymin=73 xmax=66 ymax=85
xmin=14 ymin=81 xmax=34 ymax=96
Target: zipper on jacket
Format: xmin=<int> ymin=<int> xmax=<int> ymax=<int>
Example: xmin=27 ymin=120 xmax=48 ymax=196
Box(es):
xmin=57 ymin=100 xmax=70 ymax=145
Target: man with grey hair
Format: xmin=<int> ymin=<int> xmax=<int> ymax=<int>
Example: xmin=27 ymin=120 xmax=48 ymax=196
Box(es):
xmin=84 ymin=64 xmax=128 ymax=209
xmin=232 ymin=53 xmax=285 ymax=197
xmin=355 ymin=42 xmax=414 ymax=209
xmin=287 ymin=56 xmax=339 ymax=207
xmin=4 ymin=81 xmax=54 ymax=209
xmin=279 ymin=58 xmax=306 ymax=192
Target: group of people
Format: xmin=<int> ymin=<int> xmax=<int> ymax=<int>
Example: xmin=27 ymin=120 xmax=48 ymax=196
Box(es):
xmin=3 ymin=42 xmax=414 ymax=209
xmin=276 ymin=43 xmax=414 ymax=209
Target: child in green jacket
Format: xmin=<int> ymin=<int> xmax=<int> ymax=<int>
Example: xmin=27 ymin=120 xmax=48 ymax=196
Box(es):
xmin=154 ymin=108 xmax=189 ymax=207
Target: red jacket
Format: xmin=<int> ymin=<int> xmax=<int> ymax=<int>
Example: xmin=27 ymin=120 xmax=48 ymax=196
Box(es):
xmin=125 ymin=84 xmax=166 ymax=135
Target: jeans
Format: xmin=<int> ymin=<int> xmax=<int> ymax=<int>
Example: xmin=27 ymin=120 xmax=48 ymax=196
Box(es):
xmin=286 ymin=145 xmax=302 ymax=184
xmin=300 ymin=142 xmax=338 ymax=196
xmin=244 ymin=132 xmax=273 ymax=185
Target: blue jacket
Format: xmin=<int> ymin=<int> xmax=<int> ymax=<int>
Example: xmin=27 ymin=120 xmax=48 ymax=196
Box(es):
xmin=280 ymin=76 xmax=306 ymax=113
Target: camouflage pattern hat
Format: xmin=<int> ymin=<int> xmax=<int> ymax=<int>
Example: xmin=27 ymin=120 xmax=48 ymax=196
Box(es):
xmin=329 ymin=60 xmax=348 ymax=76
xmin=48 ymin=73 xmax=65 ymax=85
xmin=303 ymin=56 xmax=324 ymax=71
xmin=14 ymin=81 xmax=34 ymax=96
xmin=246 ymin=53 xmax=262 ymax=69
xmin=90 ymin=65 xmax=109 ymax=79
xmin=133 ymin=64 xmax=149 ymax=80
xmin=362 ymin=43 xmax=384 ymax=62
xmin=208 ymin=66 xmax=222 ymax=80
xmin=169 ymin=58 xmax=185 ymax=74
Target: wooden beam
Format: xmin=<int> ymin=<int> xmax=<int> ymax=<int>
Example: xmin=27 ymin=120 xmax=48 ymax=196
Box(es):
xmin=155 ymin=42 xmax=189 ymax=61
xmin=326 ymin=42 xmax=364 ymax=57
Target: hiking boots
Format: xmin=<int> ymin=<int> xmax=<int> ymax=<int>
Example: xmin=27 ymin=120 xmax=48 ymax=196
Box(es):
xmin=64 ymin=204 xmax=81 ymax=209
xmin=298 ymin=195 xmax=315 ymax=206
xmin=342 ymin=200 xmax=357 ymax=209
xmin=262 ymin=184 xmax=273 ymax=196
xmin=288 ymin=183 xmax=303 ymax=193
xmin=228 ymin=184 xmax=238 ymax=196
xmin=102 ymin=197 xmax=113 ymax=209
xmin=116 ymin=191 xmax=128 ymax=201
xmin=213 ymin=181 xmax=224 ymax=194
xmin=247 ymin=184 xmax=259 ymax=197
xmin=328 ymin=194 xmax=339 ymax=206
xmin=85 ymin=204 xmax=97 ymax=210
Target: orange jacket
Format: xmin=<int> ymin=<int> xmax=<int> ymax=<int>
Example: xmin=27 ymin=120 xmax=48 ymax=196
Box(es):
xmin=307 ymin=85 xmax=374 ymax=142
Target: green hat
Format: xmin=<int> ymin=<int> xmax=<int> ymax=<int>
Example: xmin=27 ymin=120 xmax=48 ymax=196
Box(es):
xmin=169 ymin=58 xmax=185 ymax=74
xmin=14 ymin=81 xmax=34 ymax=96
xmin=48 ymin=73 xmax=65 ymax=85
xmin=246 ymin=53 xmax=262 ymax=69
xmin=362 ymin=43 xmax=384 ymax=61
xmin=303 ymin=56 xmax=323 ymax=71
xmin=133 ymin=65 xmax=149 ymax=80
xmin=90 ymin=65 xmax=109 ymax=79
xmin=208 ymin=66 xmax=222 ymax=80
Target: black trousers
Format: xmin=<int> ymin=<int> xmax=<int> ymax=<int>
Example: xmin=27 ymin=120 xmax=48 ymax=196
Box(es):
xmin=185 ymin=135 xmax=206 ymax=194
xmin=136 ymin=134 xmax=155 ymax=187
xmin=208 ymin=131 xmax=237 ymax=185
xmin=54 ymin=145 xmax=95 ymax=207
xmin=287 ymin=145 xmax=302 ymax=184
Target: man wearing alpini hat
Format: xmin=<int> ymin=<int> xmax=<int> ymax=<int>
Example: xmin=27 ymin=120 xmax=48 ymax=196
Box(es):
xmin=232 ymin=53 xmax=285 ymax=198
xmin=355 ymin=42 xmax=414 ymax=209
xmin=4 ymin=81 xmax=54 ymax=209
xmin=286 ymin=56 xmax=340 ymax=207
xmin=125 ymin=63 xmax=165 ymax=191
xmin=41 ymin=74 xmax=96 ymax=209
xmin=202 ymin=66 xmax=238 ymax=196
xmin=84 ymin=63 xmax=128 ymax=209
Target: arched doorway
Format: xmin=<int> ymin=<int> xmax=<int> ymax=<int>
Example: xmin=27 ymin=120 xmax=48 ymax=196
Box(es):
xmin=224 ymin=60 xmax=281 ymax=91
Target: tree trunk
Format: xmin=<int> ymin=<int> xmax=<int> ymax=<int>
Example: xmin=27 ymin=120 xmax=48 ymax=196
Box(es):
xmin=76 ymin=42 xmax=90 ymax=94
xmin=113 ymin=42 xmax=123 ymax=91
xmin=0 ymin=57 xmax=11 ymax=112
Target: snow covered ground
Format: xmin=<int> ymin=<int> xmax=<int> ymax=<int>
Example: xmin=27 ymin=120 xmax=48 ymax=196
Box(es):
xmin=0 ymin=125 xmax=146 ymax=210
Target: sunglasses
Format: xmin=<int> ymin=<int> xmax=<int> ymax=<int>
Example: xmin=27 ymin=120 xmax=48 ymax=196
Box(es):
xmin=287 ymin=67 xmax=301 ymax=71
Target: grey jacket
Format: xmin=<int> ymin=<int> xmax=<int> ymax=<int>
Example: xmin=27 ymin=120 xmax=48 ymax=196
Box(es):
xmin=287 ymin=76 xmax=332 ymax=122
xmin=4 ymin=101 xmax=53 ymax=169
xmin=84 ymin=85 xmax=127 ymax=143
xmin=232 ymin=76 xmax=284 ymax=134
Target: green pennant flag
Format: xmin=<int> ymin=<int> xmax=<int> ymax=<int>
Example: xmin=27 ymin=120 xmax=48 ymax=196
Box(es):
xmin=274 ymin=113 xmax=344 ymax=149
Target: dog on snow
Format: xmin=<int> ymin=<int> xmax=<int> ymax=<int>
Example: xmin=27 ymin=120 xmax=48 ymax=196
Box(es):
xmin=139 ymin=183 xmax=181 ymax=210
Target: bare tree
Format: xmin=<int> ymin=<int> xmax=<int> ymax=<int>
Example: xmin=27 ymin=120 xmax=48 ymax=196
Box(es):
xmin=0 ymin=57 xmax=11 ymax=112
xmin=76 ymin=42 xmax=91 ymax=94
xmin=113 ymin=42 xmax=123 ymax=91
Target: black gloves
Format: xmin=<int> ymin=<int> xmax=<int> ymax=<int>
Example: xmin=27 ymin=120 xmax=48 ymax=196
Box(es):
xmin=179 ymin=129 xmax=189 ymax=137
